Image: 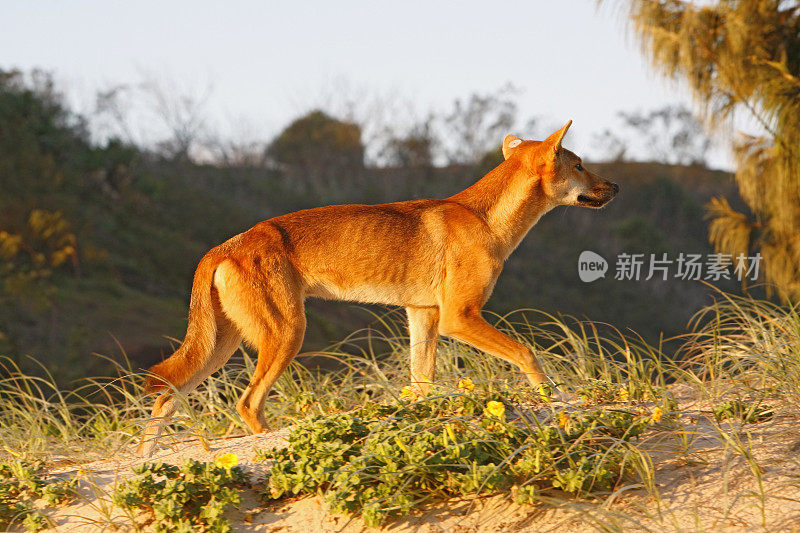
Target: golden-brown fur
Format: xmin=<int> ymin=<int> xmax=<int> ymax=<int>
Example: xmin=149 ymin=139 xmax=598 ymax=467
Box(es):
xmin=137 ymin=121 xmax=618 ymax=456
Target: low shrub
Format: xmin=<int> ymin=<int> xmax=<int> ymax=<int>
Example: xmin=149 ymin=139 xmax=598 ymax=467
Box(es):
xmin=0 ymin=460 xmax=76 ymax=532
xmin=256 ymin=388 xmax=659 ymax=527
xmin=113 ymin=458 xmax=249 ymax=533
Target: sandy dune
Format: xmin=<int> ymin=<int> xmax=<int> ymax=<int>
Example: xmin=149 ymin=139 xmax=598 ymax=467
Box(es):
xmin=42 ymin=389 xmax=800 ymax=532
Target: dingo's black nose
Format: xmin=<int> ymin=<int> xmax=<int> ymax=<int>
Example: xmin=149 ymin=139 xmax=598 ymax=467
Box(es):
xmin=608 ymin=182 xmax=619 ymax=193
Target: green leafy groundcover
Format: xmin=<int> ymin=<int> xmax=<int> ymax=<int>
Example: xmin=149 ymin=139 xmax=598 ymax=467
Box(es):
xmin=257 ymin=390 xmax=657 ymax=527
xmin=113 ymin=460 xmax=249 ymax=533
xmin=0 ymin=460 xmax=76 ymax=532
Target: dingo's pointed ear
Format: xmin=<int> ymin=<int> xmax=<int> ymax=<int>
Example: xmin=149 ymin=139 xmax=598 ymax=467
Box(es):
xmin=543 ymin=120 xmax=573 ymax=153
xmin=502 ymin=134 xmax=523 ymax=159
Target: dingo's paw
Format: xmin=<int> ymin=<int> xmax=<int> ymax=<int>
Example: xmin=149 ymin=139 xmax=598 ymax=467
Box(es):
xmin=136 ymin=439 xmax=156 ymax=458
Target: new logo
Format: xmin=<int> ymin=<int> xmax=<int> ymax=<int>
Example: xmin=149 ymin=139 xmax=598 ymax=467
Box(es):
xmin=578 ymin=251 xmax=608 ymax=282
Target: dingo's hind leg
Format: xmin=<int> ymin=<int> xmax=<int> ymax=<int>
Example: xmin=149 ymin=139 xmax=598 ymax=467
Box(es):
xmin=235 ymin=319 xmax=304 ymax=433
xmin=214 ymin=259 xmax=306 ymax=434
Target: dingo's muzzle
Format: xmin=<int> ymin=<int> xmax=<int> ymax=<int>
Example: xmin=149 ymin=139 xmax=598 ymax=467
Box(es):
xmin=577 ymin=181 xmax=619 ymax=208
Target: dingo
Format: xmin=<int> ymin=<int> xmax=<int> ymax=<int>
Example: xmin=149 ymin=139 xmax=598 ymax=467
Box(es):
xmin=137 ymin=121 xmax=618 ymax=456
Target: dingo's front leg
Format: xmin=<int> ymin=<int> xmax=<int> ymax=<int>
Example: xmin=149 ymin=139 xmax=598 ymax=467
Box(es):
xmin=406 ymin=306 xmax=440 ymax=395
xmin=439 ymin=306 xmax=548 ymax=387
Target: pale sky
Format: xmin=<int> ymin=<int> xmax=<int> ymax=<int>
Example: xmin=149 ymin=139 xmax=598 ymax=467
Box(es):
xmin=1 ymin=0 xmax=735 ymax=168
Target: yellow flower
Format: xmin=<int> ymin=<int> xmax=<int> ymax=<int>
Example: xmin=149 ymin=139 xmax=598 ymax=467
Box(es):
xmin=618 ymin=388 xmax=629 ymax=401
xmin=486 ymin=400 xmax=506 ymax=419
xmin=557 ymin=412 xmax=570 ymax=428
xmin=215 ymin=452 xmax=239 ymax=470
xmin=537 ymin=383 xmax=552 ymax=399
xmin=399 ymin=386 xmax=418 ymax=400
xmin=458 ymin=377 xmax=475 ymax=392
xmin=651 ymin=407 xmax=663 ymax=424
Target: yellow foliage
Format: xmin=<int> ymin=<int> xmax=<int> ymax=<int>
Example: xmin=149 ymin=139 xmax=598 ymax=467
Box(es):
xmin=0 ymin=209 xmax=77 ymax=282
xmin=214 ymin=452 xmax=239 ymax=470
xmin=485 ymin=400 xmax=506 ymax=419
xmin=651 ymin=407 xmax=663 ymax=424
xmin=399 ymin=386 xmax=418 ymax=401
xmin=0 ymin=231 xmax=23 ymax=260
xmin=457 ymin=377 xmax=475 ymax=392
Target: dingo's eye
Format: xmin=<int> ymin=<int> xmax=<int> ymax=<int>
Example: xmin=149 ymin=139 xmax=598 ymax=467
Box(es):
xmin=575 ymin=163 xmax=584 ymax=171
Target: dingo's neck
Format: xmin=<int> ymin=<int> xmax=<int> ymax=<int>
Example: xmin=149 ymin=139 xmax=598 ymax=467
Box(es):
xmin=449 ymin=160 xmax=553 ymax=258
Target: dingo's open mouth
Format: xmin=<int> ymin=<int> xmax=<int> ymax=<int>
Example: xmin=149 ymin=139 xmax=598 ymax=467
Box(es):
xmin=577 ymin=182 xmax=618 ymax=208
xmin=577 ymin=192 xmax=614 ymax=208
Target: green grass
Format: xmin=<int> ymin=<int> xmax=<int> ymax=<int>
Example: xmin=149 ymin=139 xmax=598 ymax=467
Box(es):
xmin=0 ymin=294 xmax=799 ymax=530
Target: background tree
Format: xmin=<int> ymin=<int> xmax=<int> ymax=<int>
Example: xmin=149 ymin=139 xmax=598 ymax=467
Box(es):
xmin=204 ymin=115 xmax=269 ymax=168
xmin=139 ymin=73 xmax=211 ymax=163
xmin=593 ymin=105 xmax=709 ymax=165
xmin=608 ymin=0 xmax=800 ymax=301
xmin=378 ymin=118 xmax=436 ymax=169
xmin=266 ymin=110 xmax=364 ymax=191
xmin=592 ymin=126 xmax=629 ymax=163
xmin=439 ymin=85 xmax=518 ymax=165
xmin=0 ymin=70 xmax=88 ymax=203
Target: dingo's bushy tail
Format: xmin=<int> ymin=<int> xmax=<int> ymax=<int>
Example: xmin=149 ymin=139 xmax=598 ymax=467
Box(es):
xmin=144 ymin=254 xmax=221 ymax=394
